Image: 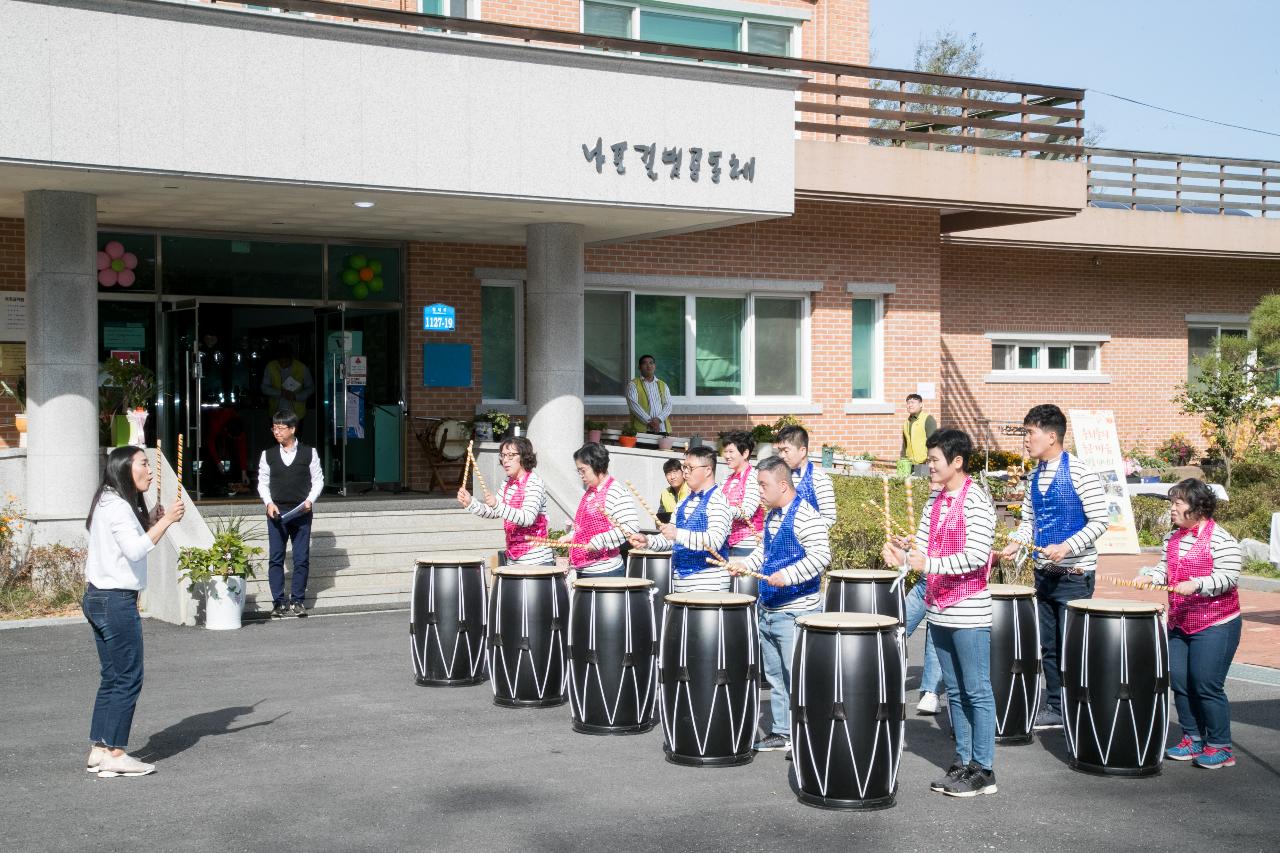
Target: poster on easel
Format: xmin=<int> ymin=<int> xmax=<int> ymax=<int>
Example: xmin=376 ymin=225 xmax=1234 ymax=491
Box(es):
xmin=1068 ymin=409 xmax=1141 ymax=554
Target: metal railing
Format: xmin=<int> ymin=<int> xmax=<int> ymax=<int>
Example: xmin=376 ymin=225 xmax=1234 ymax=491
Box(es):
xmin=1086 ymin=149 xmax=1280 ymax=218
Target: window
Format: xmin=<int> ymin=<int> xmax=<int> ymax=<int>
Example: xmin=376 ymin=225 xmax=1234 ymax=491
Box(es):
xmin=987 ymin=335 xmax=1105 ymax=382
xmin=1188 ymin=323 xmax=1248 ymax=385
xmin=583 ymin=2 xmax=796 ymax=56
xmin=480 ymin=283 xmax=519 ymax=401
xmin=421 ymin=0 xmax=470 ymax=16
xmin=584 ymin=290 xmax=806 ymax=402
xmin=850 ymin=298 xmax=881 ymax=400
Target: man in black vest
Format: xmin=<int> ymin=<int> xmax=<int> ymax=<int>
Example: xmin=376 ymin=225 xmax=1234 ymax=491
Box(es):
xmin=257 ymin=411 xmax=324 ymax=617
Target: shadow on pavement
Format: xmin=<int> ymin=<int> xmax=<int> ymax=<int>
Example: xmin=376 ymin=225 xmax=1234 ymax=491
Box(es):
xmin=133 ymin=702 xmax=288 ymax=763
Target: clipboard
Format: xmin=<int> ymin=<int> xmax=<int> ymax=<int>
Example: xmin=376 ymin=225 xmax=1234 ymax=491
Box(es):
xmin=278 ymin=502 xmax=309 ymax=523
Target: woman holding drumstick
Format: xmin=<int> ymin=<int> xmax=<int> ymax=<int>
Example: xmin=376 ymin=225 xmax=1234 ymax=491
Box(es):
xmin=458 ymin=436 xmax=554 ymax=566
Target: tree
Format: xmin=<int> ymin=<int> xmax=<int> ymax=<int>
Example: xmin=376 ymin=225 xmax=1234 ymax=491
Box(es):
xmin=1250 ymin=292 xmax=1280 ymax=374
xmin=1175 ymin=333 xmax=1277 ymax=489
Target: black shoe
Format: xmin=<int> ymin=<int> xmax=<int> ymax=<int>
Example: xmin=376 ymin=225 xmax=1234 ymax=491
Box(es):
xmin=1033 ymin=709 xmax=1064 ymax=730
xmin=942 ymin=763 xmax=997 ymax=798
xmin=784 ymin=748 xmax=792 ymax=762
xmin=930 ymin=762 xmax=967 ymax=792
xmin=290 ymin=602 xmax=307 ymax=618
xmin=753 ymin=733 xmax=790 ymax=752
xmin=270 ymin=604 xmax=287 ymax=618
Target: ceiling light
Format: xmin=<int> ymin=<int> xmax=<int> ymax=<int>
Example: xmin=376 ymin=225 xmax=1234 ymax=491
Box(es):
xmin=353 ymin=201 xmax=375 ymax=209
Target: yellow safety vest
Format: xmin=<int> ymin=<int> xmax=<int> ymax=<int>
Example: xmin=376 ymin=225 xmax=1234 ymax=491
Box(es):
xmin=903 ymin=413 xmax=930 ymax=464
xmin=629 ymin=377 xmax=671 ymax=433
xmin=659 ymin=483 xmax=690 ymax=515
xmin=267 ymin=359 xmax=307 ymax=419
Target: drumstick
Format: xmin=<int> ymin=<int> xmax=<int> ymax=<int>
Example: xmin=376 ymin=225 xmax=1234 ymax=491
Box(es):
xmin=526 ymin=536 xmax=592 ymax=550
xmin=176 ymin=433 xmax=184 ymax=500
xmin=882 ymin=476 xmax=892 ymax=541
xmin=904 ymin=475 xmax=915 ymax=527
xmin=1109 ymin=577 xmax=1172 ymax=594
xmin=861 ymin=501 xmax=912 ymax=538
xmin=468 ymin=448 xmax=491 ymax=500
xmin=706 ymin=550 xmax=769 ymax=582
xmin=624 ymin=479 xmax=662 ymax=528
xmin=155 ymin=438 xmax=162 ymax=507
xmin=460 ymin=439 xmax=474 ymax=491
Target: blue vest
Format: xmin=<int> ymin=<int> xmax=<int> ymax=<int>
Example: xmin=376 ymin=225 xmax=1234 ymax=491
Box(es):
xmin=672 ymin=486 xmax=729 ymax=579
xmin=759 ymin=499 xmax=821 ymax=610
xmin=794 ymin=462 xmax=820 ymax=515
xmin=1030 ymin=452 xmax=1088 ymax=548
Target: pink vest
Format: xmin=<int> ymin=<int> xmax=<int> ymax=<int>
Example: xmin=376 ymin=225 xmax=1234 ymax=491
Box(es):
xmin=1166 ymin=520 xmax=1240 ymax=634
xmin=570 ymin=477 xmax=619 ymax=568
xmin=502 ymin=471 xmax=549 ymax=561
xmin=723 ymin=464 xmax=764 ymax=546
xmin=924 ymin=479 xmax=989 ymax=610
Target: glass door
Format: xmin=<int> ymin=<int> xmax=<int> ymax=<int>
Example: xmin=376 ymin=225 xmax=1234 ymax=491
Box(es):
xmin=315 ymin=307 xmax=348 ymax=495
xmin=161 ymin=300 xmax=202 ymax=499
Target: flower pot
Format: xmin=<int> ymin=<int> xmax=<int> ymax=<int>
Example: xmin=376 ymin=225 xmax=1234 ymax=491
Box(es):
xmin=111 ymin=414 xmax=131 ymax=447
xmin=851 ymin=460 xmax=873 ymax=473
xmin=755 ymin=442 xmax=773 ymax=460
xmin=658 ymin=436 xmax=676 ymax=451
xmin=474 ymin=422 xmax=494 ymax=442
xmin=618 ymin=435 xmax=637 ymax=448
xmin=125 ymin=407 xmax=148 ymax=448
xmin=205 ymin=575 xmax=247 ymax=630
xmin=13 ymin=413 xmax=26 ymax=449
xmin=587 ymin=429 xmax=602 ymax=444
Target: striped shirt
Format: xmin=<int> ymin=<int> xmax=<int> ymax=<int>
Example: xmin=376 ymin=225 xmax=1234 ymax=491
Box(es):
xmin=576 ymin=479 xmax=641 ymax=575
xmin=739 ymin=498 xmax=830 ymax=611
xmin=647 ymin=487 xmax=733 ymax=593
xmin=467 ymin=470 xmax=554 ymax=565
xmin=1141 ymin=523 xmax=1242 ymax=599
xmin=914 ymin=484 xmax=997 ymax=628
xmin=793 ymin=464 xmax=837 ymax=529
xmin=1010 ymin=452 xmax=1109 ymax=573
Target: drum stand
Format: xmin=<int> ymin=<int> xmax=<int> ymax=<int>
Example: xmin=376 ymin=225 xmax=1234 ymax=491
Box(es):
xmin=414 ymin=416 xmax=465 ymax=493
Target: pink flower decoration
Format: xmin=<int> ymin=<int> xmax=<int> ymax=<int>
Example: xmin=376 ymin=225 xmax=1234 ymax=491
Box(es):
xmin=104 ymin=241 xmax=125 ymax=260
xmin=97 ymin=241 xmax=140 ymax=287
xmin=98 ymin=269 xmax=119 ymax=287
xmin=96 ymin=251 xmax=110 ymax=270
xmin=118 ymin=270 xmax=136 ymax=287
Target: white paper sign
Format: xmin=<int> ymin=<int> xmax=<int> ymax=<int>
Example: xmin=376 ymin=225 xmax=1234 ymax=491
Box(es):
xmin=0 ymin=293 xmax=26 ymax=343
xmin=1068 ymin=409 xmax=1141 ymax=555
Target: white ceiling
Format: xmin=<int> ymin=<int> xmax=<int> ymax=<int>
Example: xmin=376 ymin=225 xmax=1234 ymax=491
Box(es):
xmin=0 ymin=163 xmax=777 ymax=245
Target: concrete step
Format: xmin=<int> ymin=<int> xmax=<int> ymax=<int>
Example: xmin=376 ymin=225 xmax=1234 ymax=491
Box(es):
xmin=227 ymin=512 xmax=504 ymax=537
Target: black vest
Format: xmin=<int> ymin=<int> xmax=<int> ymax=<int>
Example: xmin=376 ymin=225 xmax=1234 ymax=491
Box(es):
xmin=266 ymin=443 xmax=314 ymax=508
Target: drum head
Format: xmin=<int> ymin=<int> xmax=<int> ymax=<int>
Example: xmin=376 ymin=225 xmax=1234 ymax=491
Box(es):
xmin=628 ymin=550 xmax=672 ymax=559
xmin=1068 ymin=598 xmax=1163 ymax=615
xmin=665 ymin=591 xmax=755 ymax=608
xmin=828 ymin=569 xmax=900 ymax=582
xmin=493 ymin=565 xmax=565 ymax=578
xmin=435 ymin=419 xmax=469 ymax=460
xmin=989 ymin=583 xmax=1036 ymax=598
xmin=416 ymin=554 xmax=487 ymax=569
xmin=798 ymin=612 xmax=899 ymax=632
xmin=574 ymin=577 xmax=654 ymax=591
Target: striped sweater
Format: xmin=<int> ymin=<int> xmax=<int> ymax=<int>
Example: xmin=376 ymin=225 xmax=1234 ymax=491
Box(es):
xmin=913 ymin=484 xmax=997 ymax=628
xmin=1141 ymin=523 xmax=1242 ymax=598
xmin=1010 ymin=452 xmax=1109 ymax=573
xmin=739 ymin=498 xmax=830 ymax=611
xmin=792 ymin=463 xmax=837 ymax=529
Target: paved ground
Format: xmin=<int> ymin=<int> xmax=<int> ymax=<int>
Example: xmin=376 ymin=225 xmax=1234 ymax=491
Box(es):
xmin=2 ymin=608 xmax=1276 ymax=853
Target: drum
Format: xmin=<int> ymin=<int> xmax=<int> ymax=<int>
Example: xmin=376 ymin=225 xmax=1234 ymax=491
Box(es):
xmin=487 ymin=565 xmax=570 ymax=708
xmin=1062 ymin=599 xmax=1169 ymax=777
xmin=568 ymin=577 xmax=658 ymax=735
xmin=792 ymin=612 xmax=905 ymax=810
xmin=727 ymin=541 xmax=759 ymax=599
xmin=989 ymin=584 xmax=1041 ymax=745
xmin=431 ymin=419 xmax=469 ymax=460
xmin=824 ymin=569 xmax=906 ymax=624
xmin=410 ymin=556 xmax=489 ymax=686
xmin=659 ymin=592 xmax=759 ymax=767
xmin=626 ymin=550 xmax=673 ymax=640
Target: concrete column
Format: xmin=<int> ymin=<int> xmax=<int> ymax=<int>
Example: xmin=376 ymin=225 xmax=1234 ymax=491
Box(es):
xmin=24 ymin=191 xmax=99 ymax=540
xmin=524 ymin=223 xmax=584 ymax=525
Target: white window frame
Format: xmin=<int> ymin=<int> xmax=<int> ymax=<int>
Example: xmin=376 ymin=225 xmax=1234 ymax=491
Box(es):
xmin=844 ymin=295 xmax=887 ymax=413
xmin=420 ymin=0 xmax=480 ymax=17
xmin=478 ymin=278 xmax=523 ymax=407
xmin=580 ymin=0 xmax=801 ymax=57
xmin=983 ymin=331 xmax=1111 ymax=384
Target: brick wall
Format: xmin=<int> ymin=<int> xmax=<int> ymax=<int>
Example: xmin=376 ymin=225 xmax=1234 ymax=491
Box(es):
xmin=0 ymin=217 xmax=22 ymax=449
xmin=939 ymin=243 xmax=1280 ymax=454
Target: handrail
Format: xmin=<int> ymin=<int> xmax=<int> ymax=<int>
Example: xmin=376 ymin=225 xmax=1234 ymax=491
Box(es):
xmin=1086 ymin=148 xmax=1280 ymax=217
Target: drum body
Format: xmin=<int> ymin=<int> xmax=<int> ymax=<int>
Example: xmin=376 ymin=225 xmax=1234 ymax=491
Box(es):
xmin=487 ymin=566 xmax=570 ymax=708
xmin=792 ymin=612 xmax=905 ymax=810
xmin=568 ymin=578 xmax=658 ymax=735
xmin=410 ymin=558 xmax=489 ymax=686
xmin=989 ymin=584 xmax=1041 ymax=744
xmin=1062 ymin=600 xmax=1169 ymax=777
xmin=824 ymin=569 xmax=905 ymax=624
xmin=727 ymin=542 xmax=759 ymax=599
xmin=626 ymin=551 xmax=673 ymax=640
xmin=659 ymin=592 xmax=759 ymax=767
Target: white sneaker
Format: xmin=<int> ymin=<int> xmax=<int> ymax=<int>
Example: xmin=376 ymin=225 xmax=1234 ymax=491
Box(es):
xmin=85 ymin=745 xmax=109 ymax=773
xmin=97 ymin=752 xmax=156 ymax=778
xmin=916 ymin=692 xmax=940 ymax=715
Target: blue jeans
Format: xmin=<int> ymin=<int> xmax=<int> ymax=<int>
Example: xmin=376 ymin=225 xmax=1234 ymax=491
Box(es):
xmin=1034 ymin=570 xmax=1095 ymax=712
xmin=1169 ymin=619 xmax=1241 ymax=747
xmin=268 ymin=512 xmax=313 ymax=606
xmin=82 ymin=586 xmax=144 ymax=749
xmin=760 ymin=606 xmax=815 ymax=736
xmin=904 ymin=582 xmax=942 ymax=695
xmin=932 ymin=624 xmax=996 ymax=770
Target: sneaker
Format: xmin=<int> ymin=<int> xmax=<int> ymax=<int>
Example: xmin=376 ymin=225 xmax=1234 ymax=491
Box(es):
xmin=85 ymin=744 xmax=109 ymax=773
xmin=916 ymin=692 xmax=939 ymax=715
xmin=930 ymin=762 xmax=967 ymax=792
xmin=753 ymin=733 xmax=790 ymax=752
xmin=97 ymin=752 xmax=156 ymax=778
xmin=784 ymin=748 xmax=792 ymax=761
xmin=290 ymin=602 xmax=307 ymax=618
xmin=270 ymin=604 xmax=288 ymax=618
xmin=1193 ymin=746 xmax=1235 ymax=770
xmin=1166 ymin=736 xmax=1205 ymax=761
xmin=942 ymin=763 xmax=997 ymax=798
xmin=1033 ymin=708 xmax=1064 ymax=730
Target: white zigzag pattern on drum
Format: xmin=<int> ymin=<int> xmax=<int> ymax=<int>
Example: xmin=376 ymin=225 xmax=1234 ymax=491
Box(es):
xmin=567 ymin=589 xmax=656 ymax=727
xmin=996 ymin=597 xmax=1042 ymax=739
xmin=489 ymin=576 xmax=567 ymax=701
xmin=410 ymin=565 xmax=486 ymax=681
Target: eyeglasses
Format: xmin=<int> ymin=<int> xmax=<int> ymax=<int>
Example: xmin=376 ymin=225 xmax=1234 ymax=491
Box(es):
xmin=680 ymin=464 xmax=710 ymax=473
xmin=271 ymin=425 xmax=294 ymax=432
xmin=499 ymin=452 xmax=520 ymax=460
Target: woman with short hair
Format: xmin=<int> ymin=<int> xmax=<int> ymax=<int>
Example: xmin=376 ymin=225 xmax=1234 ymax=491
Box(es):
xmin=458 ymin=436 xmax=554 ymax=566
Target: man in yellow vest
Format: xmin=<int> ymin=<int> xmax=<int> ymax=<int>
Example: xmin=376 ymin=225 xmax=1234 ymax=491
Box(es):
xmin=625 ymin=354 xmax=673 ymax=434
xmin=261 ymin=343 xmax=314 ymax=422
xmin=901 ymin=392 xmax=937 ymax=477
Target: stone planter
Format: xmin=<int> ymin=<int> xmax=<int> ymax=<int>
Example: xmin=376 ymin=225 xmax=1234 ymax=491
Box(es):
xmin=205 ymin=575 xmax=247 ymax=630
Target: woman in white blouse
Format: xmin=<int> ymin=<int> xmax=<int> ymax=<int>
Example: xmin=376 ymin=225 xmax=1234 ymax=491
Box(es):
xmin=82 ymin=446 xmax=184 ymax=778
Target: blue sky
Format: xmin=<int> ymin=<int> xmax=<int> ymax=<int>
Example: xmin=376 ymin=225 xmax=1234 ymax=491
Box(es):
xmin=870 ymin=0 xmax=1280 ymax=161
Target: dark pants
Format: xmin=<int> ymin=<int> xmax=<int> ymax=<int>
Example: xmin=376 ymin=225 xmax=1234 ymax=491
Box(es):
xmin=1170 ymin=619 xmax=1241 ymax=747
xmin=83 ymin=586 xmax=144 ymax=749
xmin=1034 ymin=569 xmax=1096 ymax=713
xmin=268 ymin=513 xmax=313 ymax=606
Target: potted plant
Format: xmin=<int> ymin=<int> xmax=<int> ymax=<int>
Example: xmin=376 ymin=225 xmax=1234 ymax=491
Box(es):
xmin=476 ymin=409 xmax=511 ymax=442
xmin=851 ymin=451 xmax=876 ymax=473
xmin=585 ymin=419 xmax=606 ymax=444
xmin=1 ymin=374 xmax=25 ymax=447
xmin=750 ymin=423 xmax=776 ymax=459
xmin=99 ymin=358 xmax=156 ymax=447
xmin=177 ymin=516 xmax=262 ymax=630
xmin=618 ymin=426 xmax=638 ymax=448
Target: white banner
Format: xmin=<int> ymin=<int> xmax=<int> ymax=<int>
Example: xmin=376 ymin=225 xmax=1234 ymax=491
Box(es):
xmin=1068 ymin=409 xmax=1141 ymax=554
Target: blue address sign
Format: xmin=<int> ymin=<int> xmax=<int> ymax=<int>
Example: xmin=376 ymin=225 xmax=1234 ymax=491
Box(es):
xmin=423 ymin=303 xmax=456 ymax=332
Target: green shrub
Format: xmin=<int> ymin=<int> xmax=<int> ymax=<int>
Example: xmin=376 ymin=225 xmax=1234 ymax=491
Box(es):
xmin=1156 ymin=433 xmax=1198 ymax=467
xmin=1131 ymin=496 xmax=1171 ymax=545
xmin=1215 ymin=451 xmax=1280 ymax=541
xmin=975 ymin=449 xmax=1027 ymax=471
xmin=0 ymin=544 xmax=86 ymax=618
xmin=1243 ymin=559 xmax=1279 ymax=579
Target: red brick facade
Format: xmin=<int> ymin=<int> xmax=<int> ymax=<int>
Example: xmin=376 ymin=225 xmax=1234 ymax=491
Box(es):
xmin=0 ymin=217 xmax=23 ymax=448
